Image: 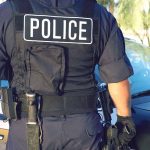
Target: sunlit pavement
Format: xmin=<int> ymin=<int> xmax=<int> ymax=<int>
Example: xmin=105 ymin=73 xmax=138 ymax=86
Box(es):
xmin=0 ymin=143 xmax=6 ymax=150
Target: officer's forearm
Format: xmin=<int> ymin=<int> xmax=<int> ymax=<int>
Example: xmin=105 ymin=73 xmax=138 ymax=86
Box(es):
xmin=108 ymin=79 xmax=131 ymax=117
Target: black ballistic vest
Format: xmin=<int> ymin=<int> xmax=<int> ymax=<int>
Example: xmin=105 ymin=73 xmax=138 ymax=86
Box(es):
xmin=9 ymin=0 xmax=100 ymax=96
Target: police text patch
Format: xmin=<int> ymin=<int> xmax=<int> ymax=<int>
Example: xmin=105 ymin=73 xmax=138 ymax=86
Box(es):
xmin=24 ymin=14 xmax=93 ymax=44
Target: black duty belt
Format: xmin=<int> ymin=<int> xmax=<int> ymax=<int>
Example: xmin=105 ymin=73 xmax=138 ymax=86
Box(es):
xmin=20 ymin=94 xmax=97 ymax=117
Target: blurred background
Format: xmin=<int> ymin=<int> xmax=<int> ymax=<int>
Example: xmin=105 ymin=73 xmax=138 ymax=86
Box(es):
xmin=97 ymin=0 xmax=150 ymax=47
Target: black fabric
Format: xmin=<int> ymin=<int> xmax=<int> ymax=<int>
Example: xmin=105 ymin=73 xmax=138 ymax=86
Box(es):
xmin=11 ymin=31 xmax=26 ymax=93
xmin=6 ymin=112 xmax=103 ymax=150
xmin=98 ymin=12 xmax=133 ymax=83
xmin=82 ymin=0 xmax=96 ymax=18
xmin=0 ymin=1 xmax=133 ymax=95
xmin=25 ymin=45 xmax=66 ymax=95
xmin=20 ymin=94 xmax=97 ymax=116
xmin=93 ymin=20 xmax=99 ymax=35
xmin=10 ymin=0 xmax=99 ymax=95
xmin=10 ymin=0 xmax=33 ymax=31
xmin=13 ymin=0 xmax=98 ymax=35
xmin=100 ymin=55 xmax=133 ymax=83
xmin=15 ymin=15 xmax=24 ymax=31
xmin=9 ymin=0 xmax=33 ymax=13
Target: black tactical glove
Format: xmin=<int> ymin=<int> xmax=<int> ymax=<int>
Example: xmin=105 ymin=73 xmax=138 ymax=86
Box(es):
xmin=116 ymin=115 xmax=136 ymax=146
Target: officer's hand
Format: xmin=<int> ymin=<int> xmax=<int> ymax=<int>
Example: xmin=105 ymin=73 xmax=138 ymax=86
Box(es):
xmin=116 ymin=115 xmax=136 ymax=146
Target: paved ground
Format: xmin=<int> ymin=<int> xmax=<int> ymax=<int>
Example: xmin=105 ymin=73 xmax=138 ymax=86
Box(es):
xmin=0 ymin=143 xmax=6 ymax=150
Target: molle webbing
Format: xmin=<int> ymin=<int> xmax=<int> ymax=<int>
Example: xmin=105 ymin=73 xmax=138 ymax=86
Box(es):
xmin=9 ymin=0 xmax=34 ymax=93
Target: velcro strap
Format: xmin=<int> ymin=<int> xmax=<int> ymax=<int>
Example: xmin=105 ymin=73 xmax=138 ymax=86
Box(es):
xmin=20 ymin=95 xmax=97 ymax=116
xmin=42 ymin=95 xmax=97 ymax=115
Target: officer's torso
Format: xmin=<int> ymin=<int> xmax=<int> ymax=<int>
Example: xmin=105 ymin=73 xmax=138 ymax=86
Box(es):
xmin=10 ymin=0 xmax=100 ymax=96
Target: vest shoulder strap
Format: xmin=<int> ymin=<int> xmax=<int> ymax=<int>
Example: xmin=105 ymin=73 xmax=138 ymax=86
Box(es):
xmin=9 ymin=0 xmax=33 ymax=31
xmin=82 ymin=0 xmax=98 ymax=35
xmin=82 ymin=0 xmax=96 ymax=18
xmin=9 ymin=0 xmax=33 ymax=13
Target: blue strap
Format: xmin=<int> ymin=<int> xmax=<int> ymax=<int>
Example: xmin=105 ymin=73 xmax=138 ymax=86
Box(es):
xmin=0 ymin=80 xmax=9 ymax=88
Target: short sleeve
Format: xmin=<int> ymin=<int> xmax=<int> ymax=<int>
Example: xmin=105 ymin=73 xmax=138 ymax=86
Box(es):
xmin=98 ymin=10 xmax=133 ymax=83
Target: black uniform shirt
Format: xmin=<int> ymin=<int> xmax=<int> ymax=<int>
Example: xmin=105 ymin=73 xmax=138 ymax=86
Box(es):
xmin=97 ymin=5 xmax=133 ymax=83
xmin=0 ymin=0 xmax=133 ymax=88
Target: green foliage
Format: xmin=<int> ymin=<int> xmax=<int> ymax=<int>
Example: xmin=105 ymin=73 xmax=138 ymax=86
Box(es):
xmin=97 ymin=0 xmax=150 ymax=46
xmin=117 ymin=0 xmax=139 ymax=29
xmin=117 ymin=0 xmax=150 ymax=46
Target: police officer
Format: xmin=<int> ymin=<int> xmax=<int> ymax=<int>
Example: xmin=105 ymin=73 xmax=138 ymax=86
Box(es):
xmin=0 ymin=0 xmax=136 ymax=150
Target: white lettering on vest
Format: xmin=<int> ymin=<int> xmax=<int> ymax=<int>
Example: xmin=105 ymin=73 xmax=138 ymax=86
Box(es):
xmin=42 ymin=19 xmax=51 ymax=39
xmin=30 ymin=18 xmax=39 ymax=37
xmin=24 ymin=14 xmax=93 ymax=44
xmin=79 ymin=21 xmax=87 ymax=41
xmin=53 ymin=19 xmax=61 ymax=39
xmin=68 ymin=20 xmax=77 ymax=40
xmin=63 ymin=20 xmax=67 ymax=40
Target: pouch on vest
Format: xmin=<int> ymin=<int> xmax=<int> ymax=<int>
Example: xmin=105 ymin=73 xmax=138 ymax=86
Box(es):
xmin=25 ymin=45 xmax=66 ymax=95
